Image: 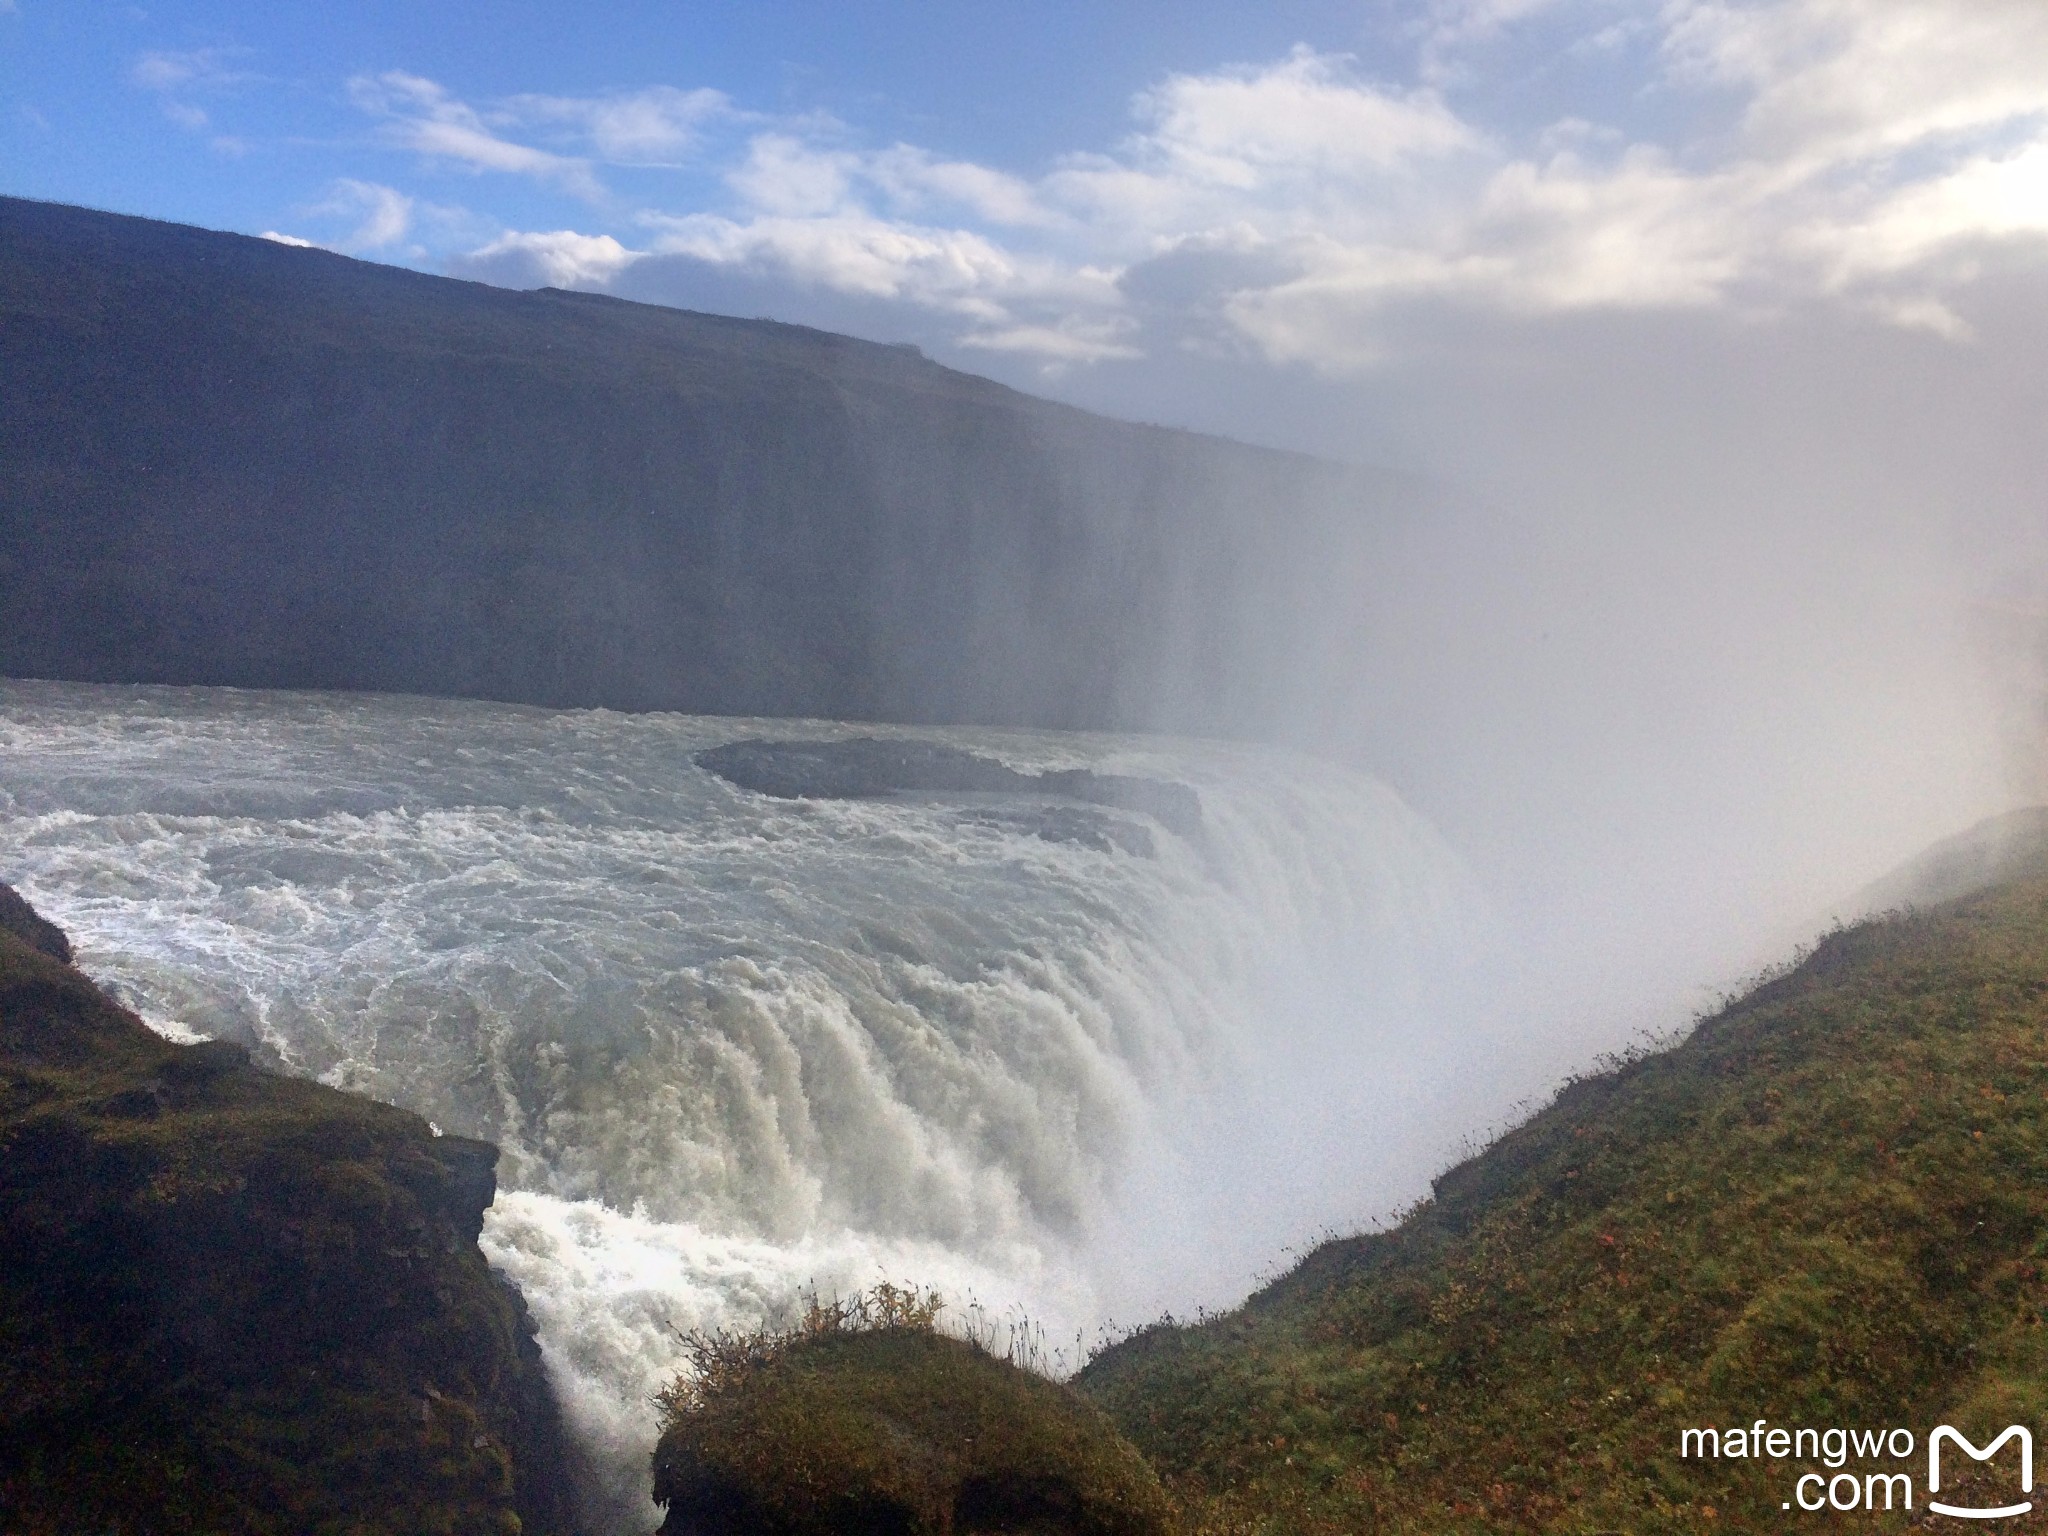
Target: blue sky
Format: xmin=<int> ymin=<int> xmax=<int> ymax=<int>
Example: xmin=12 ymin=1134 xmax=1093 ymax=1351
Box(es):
xmin=4 ymin=3 xmax=1669 ymax=222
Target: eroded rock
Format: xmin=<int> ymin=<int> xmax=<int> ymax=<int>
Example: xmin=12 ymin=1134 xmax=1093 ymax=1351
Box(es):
xmin=0 ymin=882 xmax=582 ymax=1534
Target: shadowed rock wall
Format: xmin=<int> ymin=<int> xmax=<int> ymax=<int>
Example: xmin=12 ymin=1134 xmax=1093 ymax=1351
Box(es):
xmin=0 ymin=197 xmax=1396 ymax=733
xmin=0 ymin=883 xmax=582 ymax=1534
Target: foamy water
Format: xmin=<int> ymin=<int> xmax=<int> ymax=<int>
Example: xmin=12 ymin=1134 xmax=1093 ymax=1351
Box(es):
xmin=0 ymin=679 xmax=1487 ymax=1529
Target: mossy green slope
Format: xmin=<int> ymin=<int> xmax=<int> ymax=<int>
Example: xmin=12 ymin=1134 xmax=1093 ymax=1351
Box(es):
xmin=1079 ymin=861 xmax=2048 ymax=1533
xmin=0 ymin=891 xmax=578 ymax=1534
xmin=654 ymin=1313 xmax=1171 ymax=1536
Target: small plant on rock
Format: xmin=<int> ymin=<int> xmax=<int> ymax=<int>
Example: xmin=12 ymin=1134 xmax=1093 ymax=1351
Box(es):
xmin=651 ymin=1282 xmax=1171 ymax=1536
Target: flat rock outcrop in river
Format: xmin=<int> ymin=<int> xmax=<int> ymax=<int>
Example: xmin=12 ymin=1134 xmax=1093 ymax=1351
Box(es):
xmin=697 ymin=737 xmax=1202 ymax=852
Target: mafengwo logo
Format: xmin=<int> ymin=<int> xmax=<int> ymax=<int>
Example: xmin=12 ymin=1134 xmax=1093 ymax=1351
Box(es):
xmin=1929 ymin=1427 xmax=2032 ymax=1520
xmin=1680 ymin=1421 xmax=2035 ymax=1517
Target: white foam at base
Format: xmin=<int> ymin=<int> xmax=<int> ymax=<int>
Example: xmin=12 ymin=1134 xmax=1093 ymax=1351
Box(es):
xmin=481 ymin=1190 xmax=1099 ymax=1532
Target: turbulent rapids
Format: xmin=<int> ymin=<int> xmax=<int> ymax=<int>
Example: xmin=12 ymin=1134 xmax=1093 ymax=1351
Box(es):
xmin=0 ymin=679 xmax=1481 ymax=1528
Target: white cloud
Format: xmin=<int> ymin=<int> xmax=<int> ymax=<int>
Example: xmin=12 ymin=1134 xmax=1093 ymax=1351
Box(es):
xmin=132 ymin=49 xmax=243 ymax=91
xmin=1664 ymin=0 xmax=2048 ymax=166
xmin=535 ymin=42 xmax=1484 ymax=348
xmin=130 ymin=46 xmax=254 ymax=132
xmin=643 ymin=210 xmax=1023 ymax=308
xmin=366 ymin=47 xmax=1488 ymax=361
xmin=1417 ymin=0 xmax=1640 ymax=86
xmin=956 ymin=319 xmax=1140 ymax=363
xmin=505 ymin=85 xmax=733 ymax=166
xmin=1134 ymin=45 xmax=1478 ymax=182
xmin=1864 ymin=293 xmax=1972 ymax=340
xmin=726 ymin=134 xmax=862 ymax=218
xmin=268 ymin=179 xmax=486 ymax=261
xmin=1213 ymin=147 xmax=1759 ymax=372
xmin=259 ymin=231 xmax=318 ymax=248
xmin=349 ymin=72 xmax=604 ymax=199
xmin=1808 ymin=139 xmax=2048 ymax=283
xmin=1426 ymin=0 xmax=1581 ymax=46
xmin=604 ymin=197 xmax=1127 ymax=360
xmin=1100 ymin=2 xmax=2048 ymax=367
xmin=348 ymin=76 xmax=739 ymax=189
xmin=1464 ymin=147 xmax=1752 ymax=309
xmin=454 ymin=229 xmax=644 ymax=288
xmin=866 ymin=147 xmax=1059 ymax=229
xmin=311 ymin=179 xmax=416 ymax=251
xmin=1041 ymin=48 xmax=1484 ymax=249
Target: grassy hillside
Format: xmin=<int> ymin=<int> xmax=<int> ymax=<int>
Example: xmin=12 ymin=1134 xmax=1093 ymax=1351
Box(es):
xmin=1079 ymin=849 xmax=2048 ymax=1532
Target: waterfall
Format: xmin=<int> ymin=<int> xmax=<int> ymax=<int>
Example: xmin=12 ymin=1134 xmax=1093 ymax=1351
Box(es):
xmin=0 ymin=678 xmax=1491 ymax=1529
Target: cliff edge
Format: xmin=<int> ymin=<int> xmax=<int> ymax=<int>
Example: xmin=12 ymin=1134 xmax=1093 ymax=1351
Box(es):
xmin=0 ymin=196 xmax=1396 ymax=735
xmin=0 ymin=884 xmax=580 ymax=1534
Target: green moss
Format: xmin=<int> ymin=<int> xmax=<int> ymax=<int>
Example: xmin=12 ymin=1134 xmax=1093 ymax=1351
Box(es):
xmin=0 ymin=894 xmax=577 ymax=1534
xmin=653 ymin=1287 xmax=1172 ymax=1535
xmin=1079 ymin=865 xmax=2048 ymax=1534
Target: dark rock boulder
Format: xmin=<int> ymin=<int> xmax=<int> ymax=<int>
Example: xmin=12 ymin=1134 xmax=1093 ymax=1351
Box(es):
xmin=696 ymin=737 xmax=1202 ymax=842
xmin=0 ymin=883 xmax=70 ymax=963
xmin=0 ymin=883 xmax=580 ymax=1534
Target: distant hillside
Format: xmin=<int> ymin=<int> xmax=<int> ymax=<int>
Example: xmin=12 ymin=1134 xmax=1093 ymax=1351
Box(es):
xmin=0 ymin=197 xmax=1394 ymax=731
xmin=1852 ymin=807 xmax=2048 ymax=914
xmin=1078 ymin=817 xmax=2048 ymax=1533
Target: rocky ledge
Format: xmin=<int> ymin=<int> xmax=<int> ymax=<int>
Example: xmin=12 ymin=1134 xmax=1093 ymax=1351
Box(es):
xmin=0 ymin=884 xmax=579 ymax=1534
xmin=696 ymin=738 xmax=1203 ymax=853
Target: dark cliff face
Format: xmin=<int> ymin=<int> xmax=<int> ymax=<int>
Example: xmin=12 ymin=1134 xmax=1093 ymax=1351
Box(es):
xmin=0 ymin=883 xmax=70 ymax=963
xmin=0 ymin=196 xmax=1395 ymax=734
xmin=0 ymin=885 xmax=580 ymax=1535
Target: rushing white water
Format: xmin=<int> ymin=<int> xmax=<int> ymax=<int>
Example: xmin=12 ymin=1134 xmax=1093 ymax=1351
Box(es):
xmin=0 ymin=679 xmax=1487 ymax=1529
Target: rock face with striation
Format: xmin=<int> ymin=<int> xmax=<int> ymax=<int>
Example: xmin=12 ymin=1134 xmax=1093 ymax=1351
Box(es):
xmin=0 ymin=196 xmax=1397 ymax=736
xmin=0 ymin=884 xmax=580 ymax=1535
